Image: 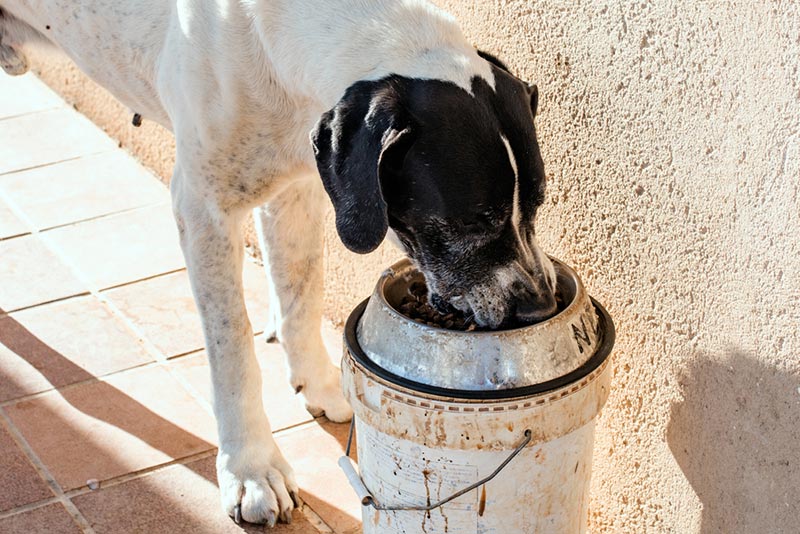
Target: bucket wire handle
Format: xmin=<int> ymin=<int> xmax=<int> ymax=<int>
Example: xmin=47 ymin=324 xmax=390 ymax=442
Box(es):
xmin=338 ymin=420 xmax=532 ymax=512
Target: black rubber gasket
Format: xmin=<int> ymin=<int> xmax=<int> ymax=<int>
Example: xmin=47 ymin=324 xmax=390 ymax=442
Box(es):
xmin=344 ymin=297 xmax=616 ymax=401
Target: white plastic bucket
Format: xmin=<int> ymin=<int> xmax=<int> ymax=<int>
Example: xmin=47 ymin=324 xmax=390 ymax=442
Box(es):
xmin=339 ymin=298 xmax=615 ymax=534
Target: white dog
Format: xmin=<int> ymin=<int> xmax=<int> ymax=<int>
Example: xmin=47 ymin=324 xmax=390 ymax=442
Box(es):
xmin=0 ymin=0 xmax=557 ymax=526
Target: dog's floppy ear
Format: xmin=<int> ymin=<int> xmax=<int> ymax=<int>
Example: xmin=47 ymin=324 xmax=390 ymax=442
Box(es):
xmin=311 ymin=81 xmax=414 ymax=254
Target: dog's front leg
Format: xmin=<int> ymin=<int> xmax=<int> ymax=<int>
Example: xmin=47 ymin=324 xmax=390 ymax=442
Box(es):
xmin=253 ymin=175 xmax=353 ymax=422
xmin=171 ymin=166 xmax=297 ymax=527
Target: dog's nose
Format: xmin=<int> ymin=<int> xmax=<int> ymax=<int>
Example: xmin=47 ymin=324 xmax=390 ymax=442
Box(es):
xmin=514 ymin=290 xmax=558 ymax=324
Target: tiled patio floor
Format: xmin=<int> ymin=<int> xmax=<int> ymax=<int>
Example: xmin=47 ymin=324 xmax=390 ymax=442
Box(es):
xmin=0 ymin=73 xmax=361 ymax=533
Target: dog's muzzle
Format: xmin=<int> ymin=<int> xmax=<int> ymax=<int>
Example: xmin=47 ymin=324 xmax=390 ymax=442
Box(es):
xmin=437 ymin=253 xmax=558 ymax=329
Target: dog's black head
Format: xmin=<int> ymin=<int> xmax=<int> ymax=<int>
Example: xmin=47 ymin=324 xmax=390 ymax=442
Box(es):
xmin=312 ymin=53 xmax=556 ymax=328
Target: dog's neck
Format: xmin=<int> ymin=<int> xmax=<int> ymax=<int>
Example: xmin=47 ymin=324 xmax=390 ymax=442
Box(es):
xmin=253 ymin=0 xmax=494 ymax=108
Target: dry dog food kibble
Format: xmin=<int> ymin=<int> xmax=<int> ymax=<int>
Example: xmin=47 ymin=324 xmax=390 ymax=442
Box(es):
xmin=398 ymin=281 xmax=479 ymax=331
xmin=397 ymin=279 xmax=566 ymax=331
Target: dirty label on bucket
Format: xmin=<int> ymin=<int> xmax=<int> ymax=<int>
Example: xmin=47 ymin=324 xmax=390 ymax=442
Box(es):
xmin=372 ymin=502 xmax=477 ymax=534
xmin=360 ymin=423 xmax=480 ymax=532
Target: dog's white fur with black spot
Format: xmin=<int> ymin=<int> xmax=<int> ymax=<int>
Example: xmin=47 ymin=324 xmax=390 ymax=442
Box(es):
xmin=1 ymin=0 xmax=558 ymax=526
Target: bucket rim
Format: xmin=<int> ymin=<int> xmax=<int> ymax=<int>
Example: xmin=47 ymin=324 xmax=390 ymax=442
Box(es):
xmin=344 ymin=297 xmax=615 ymax=401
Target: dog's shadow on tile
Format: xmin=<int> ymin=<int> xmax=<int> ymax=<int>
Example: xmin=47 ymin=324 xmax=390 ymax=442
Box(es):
xmin=0 ymin=307 xmax=216 ymax=482
xmin=667 ymin=350 xmax=800 ymax=534
xmin=1 ymin=308 xmax=351 ymax=531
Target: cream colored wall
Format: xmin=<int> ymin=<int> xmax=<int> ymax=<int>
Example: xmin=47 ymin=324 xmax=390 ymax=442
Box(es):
xmin=431 ymin=2 xmax=800 ymax=532
xmin=29 ymin=1 xmax=799 ymax=532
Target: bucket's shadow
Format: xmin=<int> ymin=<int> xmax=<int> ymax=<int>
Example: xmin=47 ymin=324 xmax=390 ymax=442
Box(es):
xmin=666 ymin=350 xmax=800 ymax=533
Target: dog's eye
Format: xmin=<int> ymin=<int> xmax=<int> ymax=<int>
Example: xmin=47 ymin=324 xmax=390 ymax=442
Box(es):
xmin=461 ymin=218 xmax=497 ymax=234
xmin=460 ymin=214 xmax=507 ymax=237
xmin=461 ymin=221 xmax=486 ymax=233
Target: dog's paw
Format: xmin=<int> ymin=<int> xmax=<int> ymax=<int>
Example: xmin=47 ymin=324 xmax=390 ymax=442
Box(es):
xmin=0 ymin=45 xmax=28 ymax=76
xmin=297 ymin=363 xmax=353 ymax=423
xmin=216 ymin=437 xmax=299 ymax=527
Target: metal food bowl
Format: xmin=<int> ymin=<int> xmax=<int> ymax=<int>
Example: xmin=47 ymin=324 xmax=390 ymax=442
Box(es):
xmin=350 ymin=258 xmax=609 ymax=394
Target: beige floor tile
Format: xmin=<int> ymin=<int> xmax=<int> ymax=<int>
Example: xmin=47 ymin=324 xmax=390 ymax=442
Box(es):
xmin=0 ymin=424 xmax=53 ymax=512
xmin=0 ymin=199 xmax=29 ymax=239
xmin=0 ymin=151 xmax=167 ymax=230
xmin=105 ymin=262 xmax=270 ymax=358
xmin=0 ymin=296 xmax=153 ymax=403
xmin=0 ymin=108 xmax=115 ymax=175
xmin=170 ymin=341 xmax=314 ymax=432
xmin=72 ymin=455 xmax=324 ymax=534
xmin=0 ymin=73 xmax=65 ymax=120
xmin=6 ymin=365 xmax=217 ymax=491
xmin=0 ymin=503 xmax=82 ymax=534
xmin=42 ymin=204 xmax=184 ymax=290
xmin=0 ymin=234 xmax=87 ymax=312
xmin=276 ymin=421 xmax=361 ymax=534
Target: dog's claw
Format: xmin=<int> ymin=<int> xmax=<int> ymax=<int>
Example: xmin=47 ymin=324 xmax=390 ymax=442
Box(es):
xmin=290 ymin=491 xmax=300 ymax=509
xmin=266 ymin=511 xmax=277 ymax=529
xmin=305 ymin=404 xmax=325 ymax=418
xmin=233 ymin=504 xmax=242 ymax=525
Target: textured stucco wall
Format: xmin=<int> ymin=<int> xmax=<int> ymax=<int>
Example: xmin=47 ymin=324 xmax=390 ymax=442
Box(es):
xmin=432 ymin=2 xmax=800 ymax=532
xmin=28 ymin=1 xmax=800 ymax=532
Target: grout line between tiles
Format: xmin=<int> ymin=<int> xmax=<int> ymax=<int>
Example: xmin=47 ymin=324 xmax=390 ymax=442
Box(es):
xmin=1 ymin=264 xmax=189 ymax=317
xmin=271 ymin=417 xmax=329 ymax=438
xmin=0 ymin=359 xmax=164 ymax=408
xmin=0 ymin=409 xmax=96 ymax=533
xmin=95 ymin=266 xmax=187 ymax=293
xmin=0 ymin=150 xmax=115 ymax=179
xmin=0 ymin=330 xmax=253 ymax=411
xmin=0 ymin=340 xmax=212 ymax=410
xmin=34 ymin=200 xmax=170 ymax=234
xmin=61 ymin=499 xmax=97 ymax=534
xmin=1 ymin=291 xmax=93 ymax=315
xmin=0 ymin=495 xmax=62 ymax=520
xmin=300 ymin=504 xmax=336 ymax=533
xmin=0 ymin=230 xmax=32 ymax=242
xmin=0 ymin=340 xmax=313 ymax=427
xmin=33 ymin=199 xmax=171 ymax=234
xmin=164 ymin=347 xmax=206 ymax=361
xmin=0 ymin=102 xmax=67 ymax=123
xmin=63 ymin=448 xmax=219 ymax=500
xmin=0 ymin=408 xmax=63 ymax=497
xmin=98 ymin=295 xmax=218 ymax=417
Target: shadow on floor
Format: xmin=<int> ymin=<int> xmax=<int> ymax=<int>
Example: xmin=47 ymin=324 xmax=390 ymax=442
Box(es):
xmin=0 ymin=309 xmax=215 ymax=478
xmin=667 ymin=350 xmax=800 ymax=534
xmin=0 ymin=305 xmax=350 ymax=532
